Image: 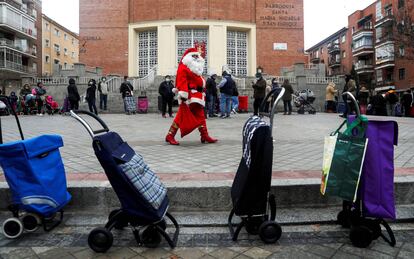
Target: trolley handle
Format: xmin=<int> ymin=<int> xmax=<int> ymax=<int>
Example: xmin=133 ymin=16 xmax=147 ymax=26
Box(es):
xmin=269 ymin=88 xmax=285 ymax=137
xmin=342 ymin=92 xmax=361 ymax=118
xmin=259 ymin=88 xmax=280 ymax=116
xmin=69 ymin=110 xmax=109 ymax=138
xmin=0 ymin=95 xmax=24 ymax=144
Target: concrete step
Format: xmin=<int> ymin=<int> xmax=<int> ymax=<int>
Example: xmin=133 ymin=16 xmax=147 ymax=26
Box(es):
xmin=1 ymin=177 xmax=414 ymax=221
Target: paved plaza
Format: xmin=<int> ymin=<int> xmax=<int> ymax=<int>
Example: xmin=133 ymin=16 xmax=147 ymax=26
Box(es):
xmin=0 ymin=112 xmax=413 ymax=176
xmin=0 ymin=112 xmax=414 ymax=258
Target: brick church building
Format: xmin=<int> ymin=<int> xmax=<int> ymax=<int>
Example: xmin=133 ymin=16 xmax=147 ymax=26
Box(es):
xmin=79 ymin=0 xmax=305 ymax=77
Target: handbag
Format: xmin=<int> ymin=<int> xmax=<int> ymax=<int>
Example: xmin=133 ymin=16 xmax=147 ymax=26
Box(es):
xmin=323 ymin=116 xmax=369 ymax=202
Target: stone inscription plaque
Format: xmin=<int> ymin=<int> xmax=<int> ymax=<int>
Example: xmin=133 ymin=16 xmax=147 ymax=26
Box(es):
xmin=259 ymin=2 xmax=303 ymax=29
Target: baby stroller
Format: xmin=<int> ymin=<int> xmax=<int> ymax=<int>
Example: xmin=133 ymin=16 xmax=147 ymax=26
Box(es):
xmin=44 ymin=96 xmax=60 ymax=115
xmin=21 ymin=94 xmax=38 ymax=115
xmin=293 ymin=89 xmax=316 ymax=114
xmin=228 ymin=88 xmax=285 ymax=244
xmin=70 ymin=110 xmax=179 ymax=253
xmin=0 ymin=96 xmax=71 ymax=239
xmin=0 ymin=100 xmax=9 ymax=116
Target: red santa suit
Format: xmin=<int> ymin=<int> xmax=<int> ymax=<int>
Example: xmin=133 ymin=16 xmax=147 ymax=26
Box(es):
xmin=165 ymin=47 xmax=217 ymax=145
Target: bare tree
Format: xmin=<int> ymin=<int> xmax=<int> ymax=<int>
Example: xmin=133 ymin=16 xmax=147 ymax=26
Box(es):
xmin=394 ymin=1 xmax=414 ymax=60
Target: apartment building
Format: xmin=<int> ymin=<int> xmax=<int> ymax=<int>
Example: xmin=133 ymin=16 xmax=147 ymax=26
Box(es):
xmin=0 ymin=0 xmax=42 ymax=90
xmin=42 ymin=14 xmax=78 ymax=76
xmin=307 ymin=0 xmax=414 ymax=90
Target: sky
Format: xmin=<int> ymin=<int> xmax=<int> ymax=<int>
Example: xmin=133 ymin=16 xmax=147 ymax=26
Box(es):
xmin=42 ymin=0 xmax=377 ymax=50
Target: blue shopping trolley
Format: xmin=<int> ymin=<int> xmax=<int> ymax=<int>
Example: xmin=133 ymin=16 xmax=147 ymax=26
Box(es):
xmin=0 ymin=96 xmax=71 ymax=239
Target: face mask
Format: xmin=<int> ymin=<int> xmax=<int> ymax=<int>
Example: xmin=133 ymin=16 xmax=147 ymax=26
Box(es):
xmin=102 ymin=79 xmax=106 ymax=82
xmin=166 ymin=78 xmax=171 ymax=82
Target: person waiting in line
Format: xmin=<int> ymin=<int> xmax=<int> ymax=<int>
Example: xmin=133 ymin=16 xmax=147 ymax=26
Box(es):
xmin=206 ymin=73 xmax=218 ymax=118
xmin=86 ymin=79 xmax=98 ymax=115
xmin=252 ymin=73 xmax=266 ymax=116
xmin=340 ymin=74 xmax=356 ymax=117
xmin=281 ymin=79 xmax=294 ymax=115
xmin=358 ymin=86 xmax=369 ymax=114
xmin=67 ymin=78 xmax=80 ymax=110
xmin=98 ymin=76 xmax=109 ymax=111
xmin=370 ymin=91 xmax=387 ymax=116
xmin=19 ymin=84 xmax=32 ymax=99
xmin=385 ymin=89 xmax=398 ymax=116
xmin=325 ymin=82 xmax=338 ymax=113
xmin=119 ymin=76 xmax=134 ymax=112
xmin=34 ymin=82 xmax=46 ymax=116
xmin=158 ymin=75 xmax=175 ymax=118
xmin=217 ymin=70 xmax=234 ymax=118
xmin=231 ymin=81 xmax=239 ymax=114
xmin=401 ymin=89 xmax=413 ymax=117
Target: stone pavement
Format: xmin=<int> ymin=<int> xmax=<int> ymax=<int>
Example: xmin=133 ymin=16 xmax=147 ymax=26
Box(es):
xmin=1 ymin=223 xmax=414 ymax=258
xmin=0 ymin=112 xmax=413 ymax=175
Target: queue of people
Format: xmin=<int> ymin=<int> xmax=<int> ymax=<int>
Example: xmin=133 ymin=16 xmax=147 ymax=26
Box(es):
xmin=325 ymin=74 xmax=414 ymax=117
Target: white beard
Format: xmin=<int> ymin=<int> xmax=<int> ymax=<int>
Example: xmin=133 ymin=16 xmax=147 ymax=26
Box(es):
xmin=182 ymin=53 xmax=205 ymax=76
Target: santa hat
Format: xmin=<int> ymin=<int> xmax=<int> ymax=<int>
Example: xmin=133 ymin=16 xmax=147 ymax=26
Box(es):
xmin=180 ymin=47 xmax=199 ymax=63
xmin=179 ymin=42 xmax=206 ymax=63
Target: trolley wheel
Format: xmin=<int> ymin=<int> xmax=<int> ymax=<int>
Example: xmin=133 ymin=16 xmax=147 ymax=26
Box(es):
xmin=108 ymin=209 xmax=128 ymax=230
xmin=337 ymin=210 xmax=350 ymax=228
xmin=2 ymin=218 xmax=23 ymax=239
xmin=259 ymin=221 xmax=282 ymax=244
xmin=21 ymin=213 xmax=40 ymax=232
xmin=88 ymin=227 xmax=113 ymax=253
xmin=140 ymin=226 xmax=162 ymax=248
xmin=245 ymin=217 xmax=264 ymax=235
xmin=350 ymin=225 xmax=373 ymax=248
xmin=309 ymin=110 xmax=316 ymax=115
xmin=158 ymin=219 xmax=167 ymax=230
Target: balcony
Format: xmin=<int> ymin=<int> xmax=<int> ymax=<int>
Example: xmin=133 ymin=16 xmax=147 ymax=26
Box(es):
xmin=0 ymin=60 xmax=35 ymax=75
xmin=310 ymin=56 xmax=320 ymax=63
xmin=375 ymin=14 xmax=395 ymax=28
xmin=0 ymin=38 xmax=36 ymax=57
xmin=375 ymin=34 xmax=395 ymax=45
xmin=328 ymin=44 xmax=340 ymax=54
xmin=352 ymin=43 xmax=374 ymax=57
xmin=354 ymin=61 xmax=374 ymax=74
xmin=329 ymin=58 xmax=341 ymax=68
xmin=352 ymin=28 xmax=373 ymax=41
xmin=0 ymin=2 xmax=37 ymax=40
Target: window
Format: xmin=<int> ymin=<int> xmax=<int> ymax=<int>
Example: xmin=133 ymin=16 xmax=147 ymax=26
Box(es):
xmin=71 ymin=52 xmax=75 ymax=58
xmin=45 ymin=39 xmax=50 ymax=47
xmin=398 ymin=0 xmax=405 ymax=9
xmin=342 ymin=51 xmax=346 ymax=58
xmin=54 ymin=59 xmax=59 ymax=65
xmin=54 ymin=29 xmax=60 ymax=37
xmin=376 ymin=1 xmax=382 ymax=21
xmin=64 ymin=48 xmax=68 ymax=55
xmin=45 ymin=55 xmax=50 ymax=63
xmin=64 ymin=62 xmax=68 ymax=69
xmin=72 ymin=38 xmax=75 ymax=45
xmin=227 ymin=31 xmax=248 ymax=76
xmin=177 ymin=29 xmax=208 ymax=75
xmin=364 ymin=21 xmax=372 ymax=29
xmin=385 ymin=6 xmax=392 ymax=16
xmin=399 ymin=46 xmax=405 ymax=57
xmin=45 ymin=23 xmax=49 ymax=31
xmin=54 ymin=44 xmax=60 ymax=52
xmin=341 ymin=35 xmax=346 ymax=43
xmin=399 ymin=68 xmax=405 ymax=80
xmin=64 ymin=34 xmax=68 ymax=40
xmin=138 ymin=30 xmax=158 ymax=77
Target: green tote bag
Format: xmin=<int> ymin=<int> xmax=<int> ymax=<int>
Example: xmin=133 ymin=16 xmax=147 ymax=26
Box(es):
xmin=324 ymin=117 xmax=369 ymax=202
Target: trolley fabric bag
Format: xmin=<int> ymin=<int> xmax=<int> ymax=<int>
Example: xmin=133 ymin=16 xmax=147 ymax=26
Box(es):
xmin=0 ymin=135 xmax=71 ymax=216
xmin=324 ymin=117 xmax=369 ymax=202
xmin=349 ymin=117 xmax=398 ymax=220
xmin=124 ymin=96 xmax=136 ymax=113
xmin=320 ymin=134 xmax=337 ymax=195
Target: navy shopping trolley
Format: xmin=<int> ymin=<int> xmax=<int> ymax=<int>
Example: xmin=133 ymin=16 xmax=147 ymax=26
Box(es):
xmin=228 ymin=88 xmax=285 ymax=244
xmin=0 ymin=96 xmax=71 ymax=239
xmin=70 ymin=110 xmax=179 ymax=253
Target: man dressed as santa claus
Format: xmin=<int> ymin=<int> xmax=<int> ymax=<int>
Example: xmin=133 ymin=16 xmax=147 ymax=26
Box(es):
xmin=165 ymin=44 xmax=218 ymax=145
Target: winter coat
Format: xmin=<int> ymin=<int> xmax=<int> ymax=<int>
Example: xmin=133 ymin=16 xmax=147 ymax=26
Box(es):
xmin=325 ymin=83 xmax=337 ymax=101
xmin=206 ymin=77 xmax=217 ymax=97
xmin=252 ymin=78 xmax=266 ymax=99
xmin=343 ymin=79 xmax=357 ymax=95
xmin=120 ymin=81 xmax=134 ymax=98
xmin=220 ymin=75 xmax=236 ymax=96
xmin=86 ymin=83 xmax=97 ymax=101
xmin=358 ymin=90 xmax=369 ymax=105
xmin=402 ymin=91 xmax=413 ymax=107
xmin=98 ymin=82 xmax=109 ymax=95
xmin=67 ymin=83 xmax=80 ymax=102
xmin=158 ymin=81 xmax=175 ymax=100
xmin=282 ymin=83 xmax=294 ymax=101
xmin=19 ymin=87 xmax=32 ymax=97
